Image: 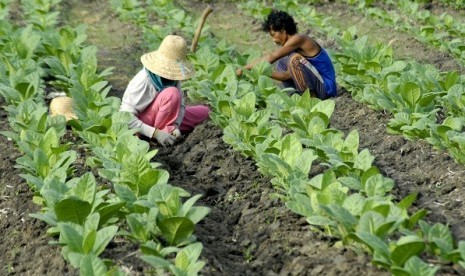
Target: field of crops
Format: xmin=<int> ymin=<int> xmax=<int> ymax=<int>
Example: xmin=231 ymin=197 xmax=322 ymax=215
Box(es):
xmin=1 ymin=0 xmax=465 ymax=275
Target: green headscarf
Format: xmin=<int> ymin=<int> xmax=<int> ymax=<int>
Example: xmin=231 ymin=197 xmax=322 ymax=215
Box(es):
xmin=145 ymin=68 xmax=177 ymax=91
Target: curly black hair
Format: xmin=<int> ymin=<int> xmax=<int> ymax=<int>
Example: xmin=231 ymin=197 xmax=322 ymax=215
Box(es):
xmin=261 ymin=10 xmax=298 ymax=35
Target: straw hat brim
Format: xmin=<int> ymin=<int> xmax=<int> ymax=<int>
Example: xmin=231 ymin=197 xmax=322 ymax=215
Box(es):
xmin=49 ymin=96 xmax=78 ymax=121
xmin=141 ymin=51 xmax=195 ymax=81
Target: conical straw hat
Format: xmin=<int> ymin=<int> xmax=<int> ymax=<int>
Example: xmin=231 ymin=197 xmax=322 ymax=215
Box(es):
xmin=141 ymin=35 xmax=195 ymax=81
xmin=49 ymin=96 xmax=77 ymax=121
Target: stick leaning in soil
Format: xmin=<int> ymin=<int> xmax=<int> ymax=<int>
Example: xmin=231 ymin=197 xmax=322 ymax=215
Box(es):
xmin=191 ymin=5 xmax=214 ymax=53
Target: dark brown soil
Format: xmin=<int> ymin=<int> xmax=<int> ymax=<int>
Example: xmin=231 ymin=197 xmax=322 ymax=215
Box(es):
xmin=1 ymin=1 xmax=465 ymax=275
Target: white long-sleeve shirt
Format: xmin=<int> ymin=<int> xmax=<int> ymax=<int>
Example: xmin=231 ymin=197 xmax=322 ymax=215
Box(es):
xmin=119 ymin=68 xmax=185 ymax=138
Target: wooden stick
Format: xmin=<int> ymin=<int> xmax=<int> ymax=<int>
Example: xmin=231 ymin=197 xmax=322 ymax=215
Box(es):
xmin=190 ymin=5 xmax=214 ymax=53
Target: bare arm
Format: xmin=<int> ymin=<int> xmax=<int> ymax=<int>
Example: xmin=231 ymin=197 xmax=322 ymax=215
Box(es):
xmin=271 ymin=71 xmax=291 ymax=81
xmin=243 ymin=36 xmax=304 ymax=69
xmin=266 ymin=35 xmax=306 ymax=63
xmin=237 ymin=35 xmax=309 ymax=76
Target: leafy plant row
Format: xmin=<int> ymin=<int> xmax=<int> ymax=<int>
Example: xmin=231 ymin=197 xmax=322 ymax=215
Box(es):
xmin=344 ymin=0 xmax=465 ymax=11
xmin=0 ymin=0 xmax=209 ymax=275
xmin=409 ymin=0 xmax=465 ymax=11
xmin=328 ymin=5 xmax=465 ymax=164
xmin=344 ymin=0 xmax=465 ymax=67
xmin=235 ymin=0 xmax=465 ymax=274
xmin=253 ymin=0 xmax=465 ymax=165
xmin=258 ymin=0 xmax=465 ymax=166
xmin=113 ymin=0 xmax=465 ymax=275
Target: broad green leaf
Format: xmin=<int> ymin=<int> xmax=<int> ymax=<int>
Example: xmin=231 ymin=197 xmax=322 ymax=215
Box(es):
xmin=361 ymin=167 xmax=380 ymax=186
xmin=371 ymin=249 xmax=391 ymax=268
xmin=97 ymin=201 xmax=125 ymax=226
xmin=233 ymin=92 xmax=255 ymax=118
xmin=140 ymin=255 xmax=172 ymax=269
xmin=342 ymin=130 xmax=359 ymax=156
xmin=357 ymin=211 xmax=384 ymax=234
xmin=30 ymin=211 xmax=57 ymax=226
xmin=175 ymin=250 xmax=189 ymax=271
xmin=310 ymin=100 xmax=335 ymax=120
xmin=80 ymin=254 xmax=108 ymax=275
xmin=406 ymin=209 xmax=427 ymax=229
xmin=372 ymin=203 xmax=390 ymax=217
xmin=442 ymin=117 xmax=464 ymax=131
xmin=140 ymin=240 xmax=165 ymax=257
xmin=391 ymin=235 xmax=426 ymax=266
xmin=127 ymin=213 xmax=148 ymax=242
xmin=380 ymin=60 xmax=407 ymax=77
xmin=41 ymin=128 xmax=59 ymax=157
xmin=403 ymin=256 xmax=439 ymax=276
xmin=55 ymin=197 xmax=92 ymax=225
xmin=159 ymin=217 xmax=195 ymax=245
xmin=219 ymin=65 xmax=238 ymax=94
xmin=58 ymin=222 xmax=83 ymax=252
xmin=363 ymin=174 xmax=394 ymax=197
xmin=114 ymin=184 xmax=137 ymax=205
xmin=320 ymin=204 xmax=357 ymax=231
xmin=353 ymin=149 xmax=374 ymax=171
xmin=390 ymin=266 xmax=409 ymax=276
xmin=306 ymin=215 xmax=336 ymax=227
xmin=67 ymin=252 xmax=84 ymax=268
xmin=163 ymin=189 xmax=181 ymax=217
xmin=317 ymin=181 xmax=348 ymax=207
xmin=176 ymin=242 xmax=204 ymax=274
xmin=338 ymin=176 xmax=361 ymax=191
xmin=34 ymin=148 xmax=50 ymax=178
xmin=308 ymin=170 xmax=335 ymax=190
xmin=83 ymin=212 xmax=99 ymax=243
xmin=307 ymin=116 xmax=328 ymax=136
xmin=397 ymin=192 xmax=418 ymax=211
xmin=295 ymin=150 xmax=318 ymax=176
xmin=260 ymin=153 xmax=293 ymax=179
xmin=40 ymin=176 xmax=68 ymax=207
xmin=428 ymin=223 xmax=455 ymax=253
xmin=401 ymin=82 xmax=421 ymax=108
xmin=286 ymin=193 xmax=314 ymax=218
xmin=93 ymin=225 xmax=118 ymax=256
xmin=376 ymin=221 xmax=398 ymax=239
xmin=343 ymin=193 xmax=366 ymax=217
xmin=279 ymin=133 xmax=303 ymax=166
xmin=82 ymin=229 xmax=97 ymax=254
xmin=120 ymin=155 xmax=159 ymax=196
xmin=69 ymin=173 xmax=96 ymax=204
xmin=354 ymin=232 xmax=390 ymax=258
xmin=186 ymin=206 xmax=211 ymax=224
xmin=217 ymin=100 xmax=232 ymax=118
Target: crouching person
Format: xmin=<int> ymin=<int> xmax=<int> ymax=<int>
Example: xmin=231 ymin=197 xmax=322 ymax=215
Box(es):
xmin=120 ymin=34 xmax=210 ymax=147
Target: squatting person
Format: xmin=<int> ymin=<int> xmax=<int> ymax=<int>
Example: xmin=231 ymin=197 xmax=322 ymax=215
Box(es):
xmin=237 ymin=10 xmax=337 ymax=99
xmin=120 ymin=34 xmax=210 ymax=147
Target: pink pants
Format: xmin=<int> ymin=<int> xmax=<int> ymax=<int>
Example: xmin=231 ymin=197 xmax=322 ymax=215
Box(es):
xmin=138 ymin=87 xmax=210 ymax=134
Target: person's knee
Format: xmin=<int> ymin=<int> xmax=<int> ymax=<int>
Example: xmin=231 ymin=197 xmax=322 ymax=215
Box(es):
xmin=198 ymin=105 xmax=210 ymax=119
xmin=161 ymin=86 xmax=181 ymax=99
xmin=202 ymin=105 xmax=210 ymax=113
xmin=158 ymin=86 xmax=181 ymax=107
xmin=288 ymin=53 xmax=305 ymax=67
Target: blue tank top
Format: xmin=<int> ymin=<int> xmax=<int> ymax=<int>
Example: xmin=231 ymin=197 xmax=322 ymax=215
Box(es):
xmin=307 ymin=48 xmax=337 ymax=97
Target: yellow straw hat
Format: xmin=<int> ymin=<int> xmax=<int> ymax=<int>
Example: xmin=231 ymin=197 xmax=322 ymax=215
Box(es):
xmin=49 ymin=96 xmax=77 ymax=121
xmin=141 ymin=35 xmax=195 ymax=81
